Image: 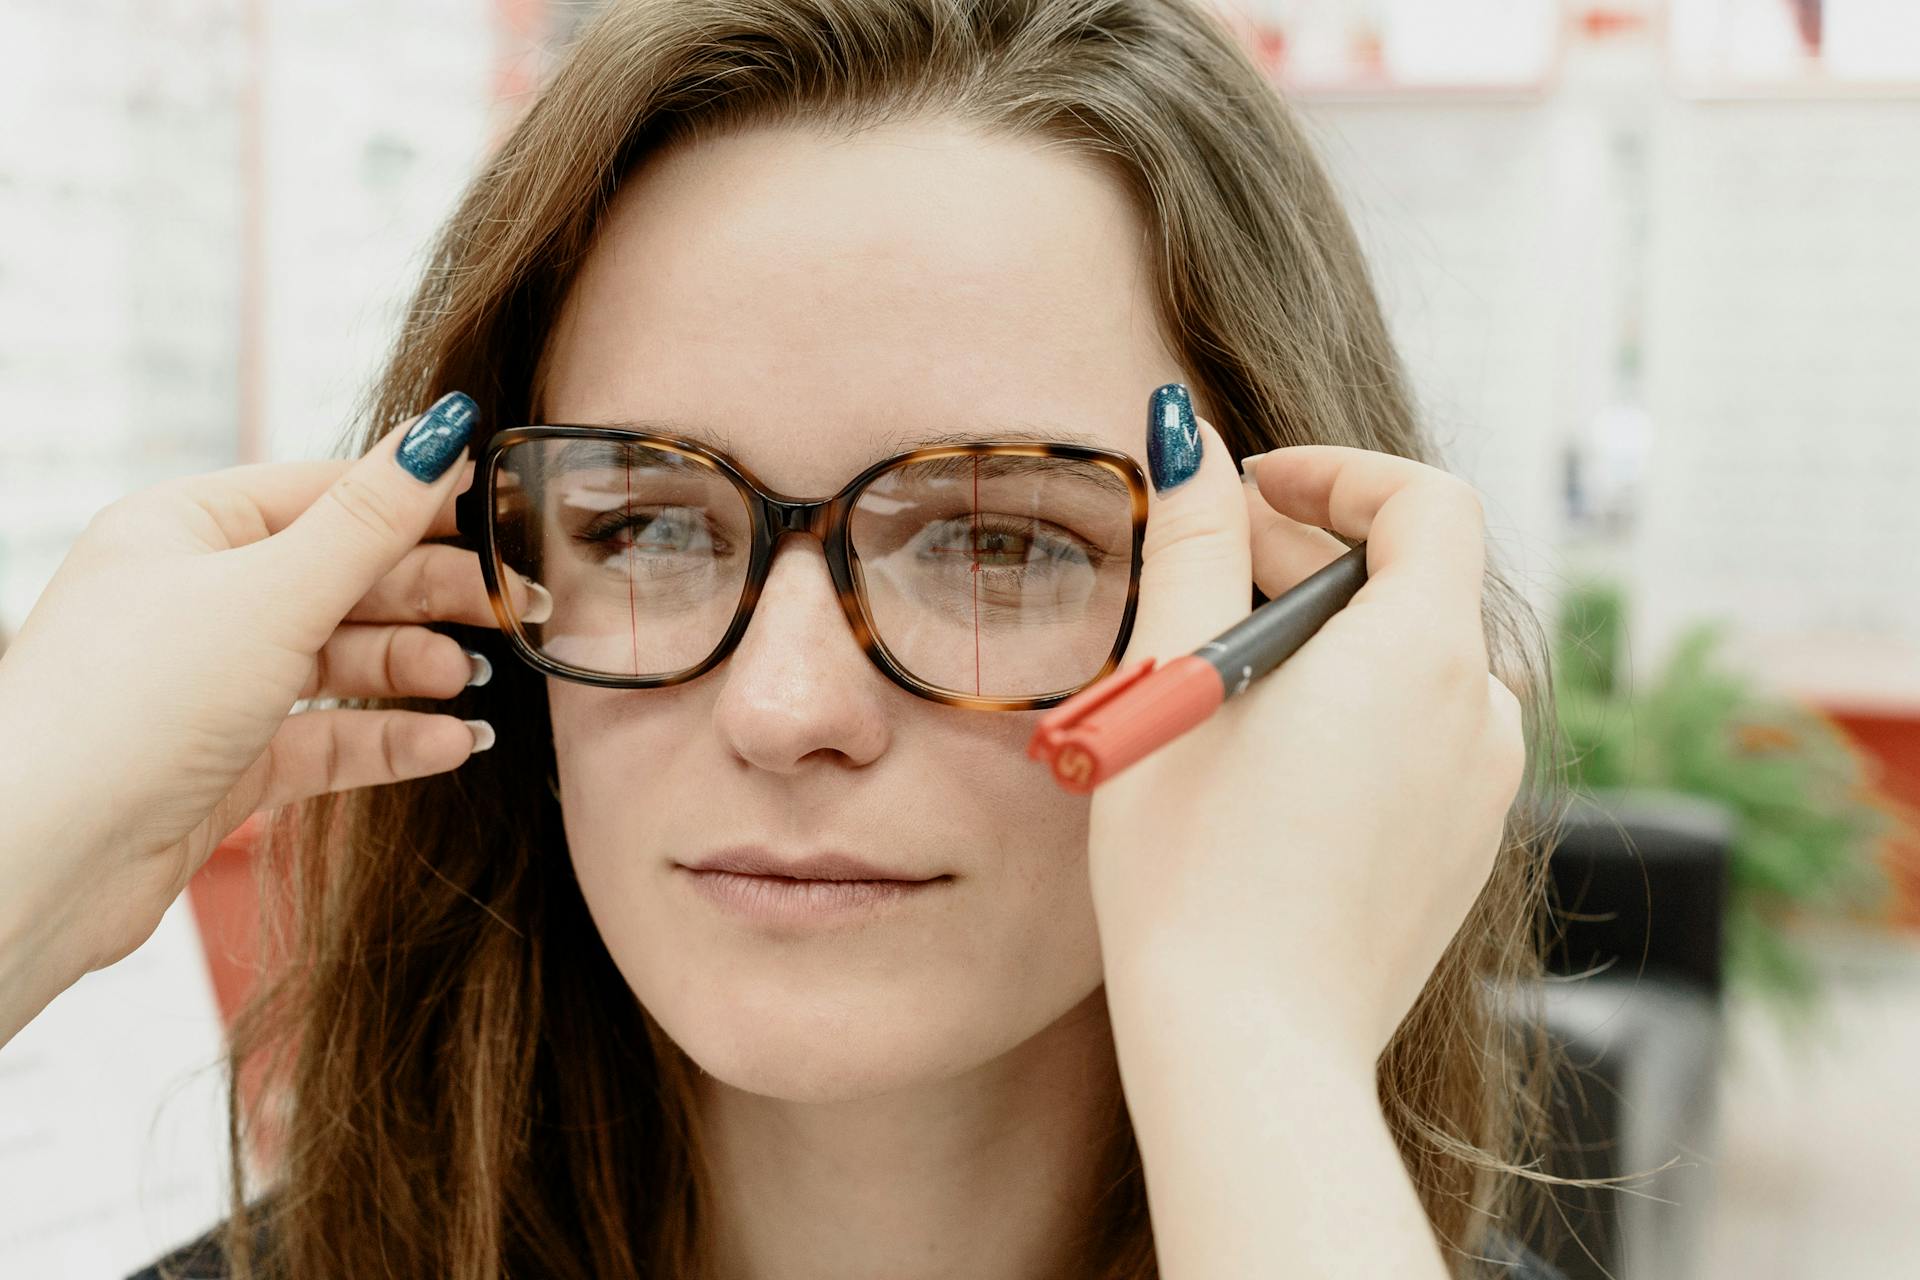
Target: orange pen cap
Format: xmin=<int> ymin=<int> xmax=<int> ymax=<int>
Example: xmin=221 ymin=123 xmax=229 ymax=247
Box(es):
xmin=1026 ymin=654 xmax=1226 ymax=794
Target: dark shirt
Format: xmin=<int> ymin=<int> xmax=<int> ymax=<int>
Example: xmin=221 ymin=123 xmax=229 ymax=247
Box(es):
xmin=125 ymin=1222 xmax=239 ymax=1280
xmin=126 ymin=1217 xmax=1569 ymax=1279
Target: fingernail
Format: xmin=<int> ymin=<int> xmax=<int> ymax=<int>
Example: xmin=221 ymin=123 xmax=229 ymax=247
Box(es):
xmin=464 ymin=719 xmax=495 ymax=753
xmin=1240 ymin=451 xmax=1267 ymax=485
xmin=461 ymin=647 xmax=493 ymax=688
xmin=522 ymin=579 xmax=554 ymax=624
xmin=1147 ymin=383 xmax=1200 ymax=493
xmin=396 ymin=391 xmax=478 ymax=484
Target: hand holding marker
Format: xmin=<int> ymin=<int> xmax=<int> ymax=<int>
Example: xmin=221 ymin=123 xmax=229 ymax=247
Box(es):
xmin=1073 ymin=386 xmax=1523 ymax=1269
xmin=1028 ymin=537 xmax=1369 ymax=795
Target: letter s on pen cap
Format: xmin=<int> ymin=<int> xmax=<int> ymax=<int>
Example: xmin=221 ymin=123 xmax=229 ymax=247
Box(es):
xmin=1026 ymin=654 xmax=1225 ymax=795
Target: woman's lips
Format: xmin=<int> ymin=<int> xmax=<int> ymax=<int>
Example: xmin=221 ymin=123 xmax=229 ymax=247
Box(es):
xmin=683 ymin=845 xmax=933 ymax=881
xmin=677 ymin=867 xmax=951 ymax=926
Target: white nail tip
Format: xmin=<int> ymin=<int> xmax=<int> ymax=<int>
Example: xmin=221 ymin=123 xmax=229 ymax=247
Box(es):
xmin=522 ymin=580 xmax=554 ymax=624
xmin=464 ymin=719 xmax=496 ymax=753
xmin=463 ymin=648 xmax=493 ymax=687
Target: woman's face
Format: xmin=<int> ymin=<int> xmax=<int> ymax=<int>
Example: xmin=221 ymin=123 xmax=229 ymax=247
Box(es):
xmin=538 ymin=116 xmax=1190 ymax=1103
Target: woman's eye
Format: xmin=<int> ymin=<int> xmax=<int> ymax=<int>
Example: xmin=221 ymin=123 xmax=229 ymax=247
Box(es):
xmin=576 ymin=506 xmax=727 ymax=563
xmin=913 ymin=518 xmax=1092 ymax=572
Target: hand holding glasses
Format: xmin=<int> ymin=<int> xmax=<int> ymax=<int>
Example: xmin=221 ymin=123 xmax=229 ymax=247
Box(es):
xmin=0 ymin=393 xmax=494 ymax=1046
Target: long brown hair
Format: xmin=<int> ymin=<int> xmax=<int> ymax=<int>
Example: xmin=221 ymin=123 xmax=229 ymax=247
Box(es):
xmin=215 ymin=1 xmax=1585 ymax=1275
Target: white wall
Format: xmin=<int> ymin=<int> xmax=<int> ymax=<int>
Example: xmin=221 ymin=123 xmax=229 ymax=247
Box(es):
xmin=0 ymin=0 xmax=499 ymax=635
xmin=0 ymin=2 xmax=506 ymax=1270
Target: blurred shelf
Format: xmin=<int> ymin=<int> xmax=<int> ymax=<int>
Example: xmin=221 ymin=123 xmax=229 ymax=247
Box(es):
xmin=1671 ymin=77 xmax=1920 ymax=101
xmin=1723 ymin=630 xmax=1920 ymax=718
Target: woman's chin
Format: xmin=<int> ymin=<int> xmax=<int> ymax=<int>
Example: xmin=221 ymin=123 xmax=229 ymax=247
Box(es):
xmin=647 ymin=992 xmax=979 ymax=1104
xmin=685 ymin=1034 xmax=959 ymax=1104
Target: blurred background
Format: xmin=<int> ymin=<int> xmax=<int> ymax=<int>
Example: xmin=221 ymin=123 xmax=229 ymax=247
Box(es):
xmin=2 ymin=0 xmax=1917 ymax=1275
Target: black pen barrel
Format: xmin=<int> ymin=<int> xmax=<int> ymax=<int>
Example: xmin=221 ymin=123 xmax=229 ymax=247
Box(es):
xmin=1194 ymin=542 xmax=1369 ymax=696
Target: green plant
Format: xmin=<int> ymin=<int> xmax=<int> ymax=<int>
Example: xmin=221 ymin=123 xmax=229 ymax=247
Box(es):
xmin=1550 ymin=578 xmax=1895 ymax=1009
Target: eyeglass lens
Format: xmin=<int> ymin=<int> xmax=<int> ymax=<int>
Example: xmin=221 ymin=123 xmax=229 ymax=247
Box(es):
xmin=489 ymin=438 xmax=1136 ymax=700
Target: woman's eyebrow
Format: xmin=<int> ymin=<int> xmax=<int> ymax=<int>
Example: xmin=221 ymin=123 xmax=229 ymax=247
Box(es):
xmin=586 ymin=417 xmax=1114 ymax=456
xmin=586 ymin=416 xmax=735 ymax=452
xmin=883 ymin=424 xmax=1113 ymax=451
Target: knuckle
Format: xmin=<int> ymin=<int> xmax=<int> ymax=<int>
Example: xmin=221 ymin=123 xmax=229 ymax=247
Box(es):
xmin=380 ymin=715 xmax=404 ymax=783
xmin=1141 ymin=510 xmax=1212 ymax=563
xmin=1434 ymin=642 xmax=1487 ymax=695
xmin=420 ymin=548 xmax=466 ymax=620
xmin=398 ymin=627 xmax=461 ymax=696
xmin=85 ymin=493 xmax=144 ymax=541
xmin=326 ymin=475 xmax=407 ymax=543
xmin=306 ymin=645 xmax=331 ymax=699
xmin=319 ymin=719 xmax=344 ymax=794
xmin=381 ymin=627 xmax=406 ymax=698
xmin=1485 ymin=677 xmax=1528 ymax=788
xmin=1488 ymin=669 xmax=1523 ymax=718
xmin=1441 ymin=474 xmax=1488 ymax=526
xmin=195 ymin=483 xmax=269 ymax=544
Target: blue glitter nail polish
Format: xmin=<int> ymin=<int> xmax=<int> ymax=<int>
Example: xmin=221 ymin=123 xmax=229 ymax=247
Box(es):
xmin=396 ymin=391 xmax=478 ymax=483
xmin=1147 ymin=382 xmax=1199 ymax=493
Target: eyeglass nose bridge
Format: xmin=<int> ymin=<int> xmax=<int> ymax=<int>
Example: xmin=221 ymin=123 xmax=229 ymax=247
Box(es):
xmin=744 ymin=489 xmax=867 ymax=617
xmin=723 ymin=489 xmax=882 ymax=691
xmin=761 ymin=492 xmax=840 ymax=540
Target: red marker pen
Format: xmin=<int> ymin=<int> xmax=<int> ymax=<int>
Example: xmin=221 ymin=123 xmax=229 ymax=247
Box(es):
xmin=1026 ymin=541 xmax=1369 ymax=794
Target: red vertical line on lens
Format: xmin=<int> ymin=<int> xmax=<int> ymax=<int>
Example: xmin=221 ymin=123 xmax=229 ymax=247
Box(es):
xmin=972 ymin=455 xmax=982 ymax=695
xmin=626 ymin=454 xmax=640 ymax=677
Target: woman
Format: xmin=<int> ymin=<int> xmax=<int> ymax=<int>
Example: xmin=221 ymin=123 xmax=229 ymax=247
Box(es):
xmin=0 ymin=1 xmax=1582 ymax=1275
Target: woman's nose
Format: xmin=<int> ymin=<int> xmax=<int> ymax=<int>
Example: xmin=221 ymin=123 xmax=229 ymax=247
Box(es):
xmin=708 ymin=533 xmax=891 ymax=772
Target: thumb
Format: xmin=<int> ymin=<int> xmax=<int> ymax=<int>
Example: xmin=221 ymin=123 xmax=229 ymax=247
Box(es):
xmin=262 ymin=391 xmax=479 ymax=652
xmin=1120 ymin=382 xmax=1253 ymax=665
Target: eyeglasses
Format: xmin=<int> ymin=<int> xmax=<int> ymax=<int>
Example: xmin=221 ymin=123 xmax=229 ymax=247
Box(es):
xmin=454 ymin=426 xmax=1151 ymax=710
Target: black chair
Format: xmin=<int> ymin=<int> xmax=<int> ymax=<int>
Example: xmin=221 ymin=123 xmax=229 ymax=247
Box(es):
xmin=1515 ymin=787 xmax=1735 ymax=1280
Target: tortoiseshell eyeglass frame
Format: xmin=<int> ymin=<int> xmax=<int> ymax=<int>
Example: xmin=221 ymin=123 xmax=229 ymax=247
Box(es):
xmin=453 ymin=425 xmax=1152 ymax=711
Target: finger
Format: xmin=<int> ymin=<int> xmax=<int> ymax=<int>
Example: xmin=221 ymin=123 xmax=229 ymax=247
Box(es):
xmin=1241 ymin=463 xmax=1350 ymax=598
xmin=1249 ymin=445 xmax=1488 ymax=632
xmin=342 ymin=542 xmax=543 ymax=628
xmin=256 ymin=393 xmax=479 ymax=652
xmin=297 ymin=623 xmax=489 ymax=701
xmin=167 ymin=453 xmax=476 ymax=549
xmin=253 ymin=708 xmax=492 ymax=812
xmin=1487 ymin=671 xmax=1527 ymax=786
xmin=1121 ymin=385 xmax=1252 ymax=664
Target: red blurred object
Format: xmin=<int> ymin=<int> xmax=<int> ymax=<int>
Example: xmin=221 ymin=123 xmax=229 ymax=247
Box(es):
xmin=1824 ymin=707 xmax=1920 ymax=929
xmin=184 ymin=810 xmax=270 ymax=1029
xmin=183 ymin=809 xmax=288 ymax=1175
xmin=1578 ymin=7 xmax=1649 ymax=38
xmin=1789 ymin=0 xmax=1823 ymax=55
xmin=1246 ymin=20 xmax=1285 ymax=76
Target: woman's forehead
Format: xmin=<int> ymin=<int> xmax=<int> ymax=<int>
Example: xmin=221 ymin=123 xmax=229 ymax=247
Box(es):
xmin=537 ymin=117 xmax=1173 ymax=492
